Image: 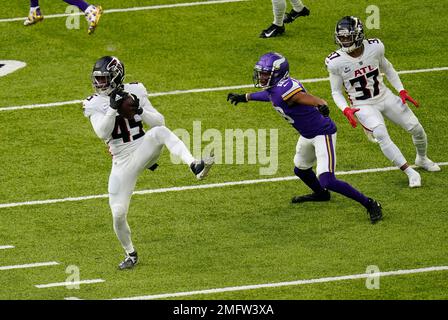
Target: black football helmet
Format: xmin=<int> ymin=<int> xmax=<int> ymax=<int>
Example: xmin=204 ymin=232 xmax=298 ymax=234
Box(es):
xmin=91 ymin=56 xmax=125 ymax=95
xmin=334 ymin=16 xmax=365 ymax=53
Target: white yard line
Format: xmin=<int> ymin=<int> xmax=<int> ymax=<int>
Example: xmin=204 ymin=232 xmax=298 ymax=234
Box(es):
xmin=1 ymin=67 xmax=447 ymax=112
xmin=0 ymin=162 xmax=447 ymax=210
xmin=113 ymin=265 xmax=448 ymax=300
xmin=35 ymin=279 xmax=105 ymax=289
xmin=0 ymin=0 xmax=248 ymax=23
xmin=0 ymin=261 xmax=59 ymax=271
xmin=0 ymin=245 xmax=15 ymax=250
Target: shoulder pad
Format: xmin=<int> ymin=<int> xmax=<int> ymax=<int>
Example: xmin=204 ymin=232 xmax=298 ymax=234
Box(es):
xmin=325 ymin=51 xmax=342 ymax=69
xmin=124 ymin=82 xmax=149 ymax=98
xmin=82 ymin=94 xmax=104 ymax=118
xmin=366 ymin=38 xmax=381 ymax=45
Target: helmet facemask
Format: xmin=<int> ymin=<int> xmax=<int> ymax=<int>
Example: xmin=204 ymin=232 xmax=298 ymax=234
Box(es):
xmin=91 ymin=56 xmax=125 ymax=96
xmin=335 ymin=17 xmax=365 ymax=53
xmin=253 ymin=53 xmax=289 ymax=89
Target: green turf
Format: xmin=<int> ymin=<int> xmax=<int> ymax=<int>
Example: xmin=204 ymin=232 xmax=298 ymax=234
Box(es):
xmin=0 ymin=0 xmax=447 ymax=300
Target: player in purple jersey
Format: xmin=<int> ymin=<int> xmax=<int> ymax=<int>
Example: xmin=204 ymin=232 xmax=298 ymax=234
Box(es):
xmin=24 ymin=0 xmax=102 ymax=34
xmin=227 ymin=52 xmax=382 ymax=224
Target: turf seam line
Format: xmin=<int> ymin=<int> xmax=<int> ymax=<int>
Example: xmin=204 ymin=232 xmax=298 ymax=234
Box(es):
xmin=112 ymin=265 xmax=448 ymax=300
xmin=0 ymin=0 xmax=248 ymax=23
xmin=0 ymin=245 xmax=15 ymax=250
xmin=1 ymin=67 xmax=447 ymax=111
xmin=0 ymin=261 xmax=59 ymax=271
xmin=35 ymin=279 xmax=105 ymax=289
xmin=0 ymin=162 xmax=447 ymax=210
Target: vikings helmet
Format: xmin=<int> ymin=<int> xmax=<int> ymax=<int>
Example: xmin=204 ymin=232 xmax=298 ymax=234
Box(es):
xmin=334 ymin=16 xmax=365 ymax=53
xmin=91 ymin=56 xmax=125 ymax=95
xmin=253 ymin=52 xmax=289 ymax=89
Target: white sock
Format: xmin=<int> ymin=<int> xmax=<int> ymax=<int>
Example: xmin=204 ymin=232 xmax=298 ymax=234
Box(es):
xmin=404 ymin=166 xmax=418 ymax=177
xmin=113 ymin=214 xmax=134 ymax=254
xmin=272 ymin=0 xmax=286 ymax=26
xmin=374 ymin=125 xmax=407 ymax=168
xmin=289 ymin=0 xmax=304 ymax=12
xmin=410 ymin=125 xmax=428 ymax=159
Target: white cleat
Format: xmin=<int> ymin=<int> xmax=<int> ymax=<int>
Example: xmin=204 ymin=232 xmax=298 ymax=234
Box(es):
xmin=24 ymin=7 xmax=44 ymax=26
xmin=408 ymin=171 xmax=422 ymax=188
xmin=191 ymin=152 xmax=215 ymax=180
xmin=415 ymin=156 xmax=441 ymax=172
xmin=85 ymin=5 xmax=103 ymax=35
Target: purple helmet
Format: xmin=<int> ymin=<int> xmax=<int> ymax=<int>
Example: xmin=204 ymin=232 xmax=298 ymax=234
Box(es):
xmin=253 ymin=52 xmax=289 ymax=88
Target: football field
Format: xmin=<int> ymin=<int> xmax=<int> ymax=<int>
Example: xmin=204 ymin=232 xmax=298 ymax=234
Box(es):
xmin=0 ymin=0 xmax=447 ymax=300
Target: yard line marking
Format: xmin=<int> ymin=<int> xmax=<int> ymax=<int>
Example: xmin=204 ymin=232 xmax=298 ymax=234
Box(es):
xmin=0 ymin=0 xmax=248 ymax=23
xmin=64 ymin=297 xmax=82 ymax=300
xmin=0 ymin=261 xmax=59 ymax=271
xmin=0 ymin=245 xmax=15 ymax=250
xmin=35 ymin=279 xmax=105 ymax=289
xmin=0 ymin=66 xmax=447 ymax=112
xmin=0 ymin=162 xmax=447 ymax=210
xmin=113 ymin=265 xmax=448 ymax=300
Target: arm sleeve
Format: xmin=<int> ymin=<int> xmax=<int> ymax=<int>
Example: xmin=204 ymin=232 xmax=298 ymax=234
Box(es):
xmin=329 ymin=72 xmax=349 ymax=112
xmin=379 ymin=56 xmax=404 ymax=93
xmin=89 ymin=108 xmax=118 ymax=140
xmin=128 ymin=82 xmax=165 ymax=127
xmin=139 ymin=96 xmax=166 ymax=127
xmin=248 ymin=91 xmax=270 ymax=102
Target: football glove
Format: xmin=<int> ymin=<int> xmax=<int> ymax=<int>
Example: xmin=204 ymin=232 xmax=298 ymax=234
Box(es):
xmin=227 ymin=93 xmax=247 ymax=105
xmin=343 ymin=107 xmax=360 ymax=128
xmin=109 ymin=86 xmax=126 ymax=110
xmin=317 ymin=104 xmax=330 ymax=117
xmin=399 ymin=90 xmax=419 ymax=107
xmin=128 ymin=93 xmax=143 ymax=115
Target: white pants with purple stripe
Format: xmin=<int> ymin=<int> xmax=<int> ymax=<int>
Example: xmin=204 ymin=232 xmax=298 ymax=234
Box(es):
xmin=294 ymin=133 xmax=337 ymax=177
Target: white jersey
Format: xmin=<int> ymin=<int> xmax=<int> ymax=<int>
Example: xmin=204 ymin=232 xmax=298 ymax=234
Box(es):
xmin=82 ymin=82 xmax=165 ymax=158
xmin=325 ymin=38 xmax=404 ymax=111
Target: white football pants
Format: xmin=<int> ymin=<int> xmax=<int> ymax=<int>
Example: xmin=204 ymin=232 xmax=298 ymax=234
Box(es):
xmin=354 ymin=90 xmax=427 ymax=168
xmin=108 ymin=125 xmax=195 ymax=254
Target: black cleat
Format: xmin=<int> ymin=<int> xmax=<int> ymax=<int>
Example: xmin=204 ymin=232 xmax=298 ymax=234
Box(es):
xmin=147 ymin=163 xmax=159 ymax=171
xmin=259 ymin=23 xmax=285 ymax=38
xmin=366 ymin=198 xmax=382 ymax=224
xmin=118 ymin=251 xmax=138 ymax=270
xmin=283 ymin=6 xmax=310 ymax=24
xmin=190 ymin=152 xmax=215 ymax=180
xmin=291 ymin=190 xmax=331 ymax=203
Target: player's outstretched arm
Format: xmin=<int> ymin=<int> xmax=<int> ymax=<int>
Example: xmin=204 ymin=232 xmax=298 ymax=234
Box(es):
xmin=227 ymin=93 xmax=248 ymax=105
xmin=227 ymin=91 xmax=270 ymax=105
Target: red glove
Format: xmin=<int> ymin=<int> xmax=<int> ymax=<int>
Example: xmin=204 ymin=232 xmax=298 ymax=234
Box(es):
xmin=343 ymin=107 xmax=360 ymax=128
xmin=399 ymin=90 xmax=419 ymax=107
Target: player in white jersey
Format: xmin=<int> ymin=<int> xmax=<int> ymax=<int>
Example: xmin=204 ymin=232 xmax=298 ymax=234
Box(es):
xmin=325 ymin=16 xmax=440 ymax=188
xmin=83 ymin=56 xmax=214 ymax=270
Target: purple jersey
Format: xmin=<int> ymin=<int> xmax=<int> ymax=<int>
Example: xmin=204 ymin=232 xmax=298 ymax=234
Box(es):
xmin=267 ymin=77 xmax=337 ymax=139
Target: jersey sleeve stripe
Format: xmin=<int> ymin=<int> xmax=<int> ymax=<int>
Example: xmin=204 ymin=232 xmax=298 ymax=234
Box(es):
xmin=282 ymin=87 xmax=303 ymax=100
